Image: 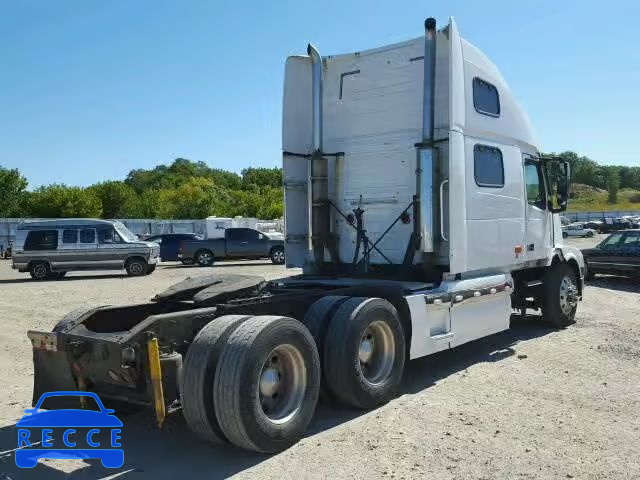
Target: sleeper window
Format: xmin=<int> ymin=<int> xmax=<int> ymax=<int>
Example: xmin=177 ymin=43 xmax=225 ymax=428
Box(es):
xmin=474 ymin=145 xmax=504 ymax=188
xmin=473 ymin=77 xmax=500 ymax=116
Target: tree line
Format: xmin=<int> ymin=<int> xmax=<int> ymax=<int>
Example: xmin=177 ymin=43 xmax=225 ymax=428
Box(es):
xmin=0 ymin=152 xmax=638 ymax=220
xmin=551 ymin=151 xmax=640 ymax=204
xmin=0 ymin=159 xmax=283 ymax=219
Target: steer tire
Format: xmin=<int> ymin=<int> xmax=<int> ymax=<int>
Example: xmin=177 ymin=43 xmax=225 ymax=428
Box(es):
xmin=181 ymin=315 xmax=252 ymax=444
xmin=146 ymin=264 xmax=157 ymax=275
xmin=541 ymin=263 xmax=578 ymax=329
xmin=324 ymin=297 xmax=405 ymax=410
xmin=29 ymin=262 xmax=50 ymax=281
xmin=53 ymin=305 xmax=112 ymax=333
xmin=213 ymin=316 xmax=320 ymax=453
xmin=125 ymin=257 xmax=147 ymax=277
xmin=303 ymin=296 xmax=350 ymax=397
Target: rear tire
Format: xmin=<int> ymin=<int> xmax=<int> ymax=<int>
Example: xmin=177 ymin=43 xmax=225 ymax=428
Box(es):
xmin=181 ymin=315 xmax=252 ymax=444
xmin=270 ymin=247 xmax=285 ymax=265
xmin=541 ymin=263 xmax=578 ymax=328
xmin=303 ymin=296 xmax=349 ymax=396
xmin=195 ymin=250 xmax=215 ymax=267
xmin=29 ymin=262 xmax=50 ymax=280
xmin=146 ymin=264 xmax=156 ymax=275
xmin=586 ymin=231 xmax=594 ymax=238
xmin=125 ymin=257 xmax=147 ymax=276
xmin=324 ymin=297 xmax=405 ymax=409
xmin=213 ymin=316 xmax=320 ymax=453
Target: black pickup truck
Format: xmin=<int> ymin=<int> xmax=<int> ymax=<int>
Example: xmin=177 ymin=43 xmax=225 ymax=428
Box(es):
xmin=178 ymin=227 xmax=285 ymax=266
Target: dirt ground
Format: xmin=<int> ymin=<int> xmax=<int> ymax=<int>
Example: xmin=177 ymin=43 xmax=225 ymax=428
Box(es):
xmin=0 ymin=237 xmax=638 ymax=479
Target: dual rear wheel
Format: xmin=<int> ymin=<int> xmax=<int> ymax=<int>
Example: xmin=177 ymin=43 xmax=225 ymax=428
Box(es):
xmin=181 ymin=315 xmax=320 ymax=453
xmin=181 ymin=296 xmax=406 ymax=453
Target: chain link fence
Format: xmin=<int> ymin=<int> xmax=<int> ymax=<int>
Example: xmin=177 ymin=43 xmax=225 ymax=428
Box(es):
xmin=564 ymin=210 xmax=640 ymax=222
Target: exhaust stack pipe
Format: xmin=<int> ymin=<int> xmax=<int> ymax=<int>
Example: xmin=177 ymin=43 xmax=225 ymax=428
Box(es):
xmin=308 ymin=44 xmax=323 ymax=153
xmin=422 ymin=18 xmax=437 ymax=144
xmin=415 ymin=17 xmax=437 ymax=254
xmin=307 ymin=44 xmax=329 ymax=266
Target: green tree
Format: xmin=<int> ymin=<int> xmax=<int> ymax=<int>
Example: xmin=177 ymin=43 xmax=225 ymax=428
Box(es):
xmin=89 ymin=181 xmax=141 ymax=218
xmin=241 ymin=167 xmax=282 ymax=189
xmin=125 ymin=158 xmax=242 ymax=193
xmin=606 ymin=167 xmax=620 ymax=204
xmin=155 ymin=178 xmax=231 ymax=219
xmin=0 ymin=166 xmax=28 ymax=217
xmin=26 ymin=184 xmax=102 ymax=218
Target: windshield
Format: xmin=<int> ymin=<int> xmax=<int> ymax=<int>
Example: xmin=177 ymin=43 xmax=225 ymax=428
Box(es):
xmin=113 ymin=222 xmax=138 ymax=242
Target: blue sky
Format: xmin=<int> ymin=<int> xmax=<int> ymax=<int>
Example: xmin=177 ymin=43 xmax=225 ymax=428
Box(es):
xmin=1 ymin=0 xmax=638 ymax=187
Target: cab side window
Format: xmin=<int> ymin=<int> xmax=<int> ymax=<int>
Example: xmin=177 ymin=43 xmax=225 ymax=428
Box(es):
xmin=98 ymin=228 xmax=121 ymax=244
xmin=474 ymin=145 xmax=504 ymax=188
xmin=524 ymin=162 xmax=546 ymax=209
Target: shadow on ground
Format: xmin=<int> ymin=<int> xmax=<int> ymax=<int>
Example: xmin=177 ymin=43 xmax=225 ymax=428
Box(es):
xmin=162 ymin=261 xmax=276 ymax=270
xmin=0 ymin=314 xmax=553 ymax=479
xmin=0 ymin=274 xmax=127 ymax=285
xmin=586 ymin=275 xmax=640 ymax=293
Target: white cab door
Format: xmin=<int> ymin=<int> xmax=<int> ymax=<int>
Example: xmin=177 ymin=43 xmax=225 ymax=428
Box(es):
xmin=523 ymin=159 xmax=551 ymax=261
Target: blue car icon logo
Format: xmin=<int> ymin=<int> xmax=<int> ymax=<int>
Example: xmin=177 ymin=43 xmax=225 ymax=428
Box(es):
xmin=15 ymin=391 xmax=124 ymax=469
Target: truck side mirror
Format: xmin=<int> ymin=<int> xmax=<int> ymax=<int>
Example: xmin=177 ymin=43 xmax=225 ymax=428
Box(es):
xmin=547 ymin=161 xmax=570 ymax=213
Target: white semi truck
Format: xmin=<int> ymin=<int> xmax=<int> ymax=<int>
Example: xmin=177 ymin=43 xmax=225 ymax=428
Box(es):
xmin=26 ymin=17 xmax=583 ymax=456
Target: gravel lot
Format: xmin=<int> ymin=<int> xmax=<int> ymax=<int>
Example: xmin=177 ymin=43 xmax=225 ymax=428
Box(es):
xmin=0 ymin=237 xmax=638 ymax=479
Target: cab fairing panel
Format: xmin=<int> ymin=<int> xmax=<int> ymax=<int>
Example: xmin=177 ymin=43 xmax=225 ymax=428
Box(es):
xmin=319 ymin=32 xmax=451 ymax=265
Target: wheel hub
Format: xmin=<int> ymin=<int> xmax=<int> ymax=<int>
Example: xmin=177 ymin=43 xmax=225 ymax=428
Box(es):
xmin=258 ymin=345 xmax=307 ymax=424
xmin=559 ymin=276 xmax=578 ymax=314
xmin=357 ymin=321 xmax=395 ymax=386
xmin=259 ymin=367 xmax=280 ymax=397
xmin=359 ymin=337 xmax=374 ymax=363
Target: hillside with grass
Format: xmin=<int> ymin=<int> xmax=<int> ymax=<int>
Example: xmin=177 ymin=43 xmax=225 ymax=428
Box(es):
xmin=568 ymin=183 xmax=640 ymax=212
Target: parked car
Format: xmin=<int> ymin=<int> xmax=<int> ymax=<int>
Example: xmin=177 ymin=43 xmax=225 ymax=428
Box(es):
xmin=12 ymin=219 xmax=160 ymax=280
xmin=622 ymin=216 xmax=640 ymax=228
xmin=145 ymin=233 xmax=203 ymax=263
xmin=562 ymin=223 xmax=596 ymax=238
xmin=583 ymin=220 xmax=604 ymax=231
xmin=178 ymin=227 xmax=285 ymax=266
xmin=581 ymin=229 xmax=640 ymax=279
xmin=599 ymin=217 xmax=632 ymax=233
